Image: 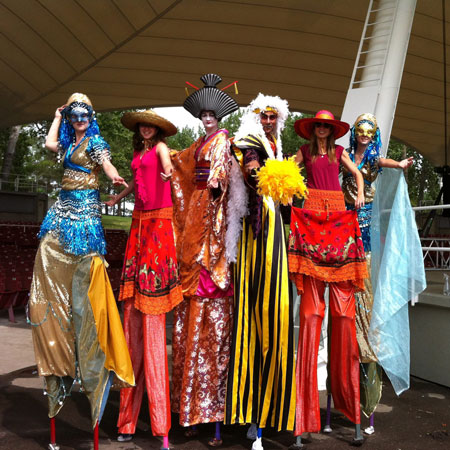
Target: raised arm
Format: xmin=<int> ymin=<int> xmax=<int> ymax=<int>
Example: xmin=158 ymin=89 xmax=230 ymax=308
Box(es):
xmin=379 ymin=156 xmax=413 ymax=169
xmin=341 ymin=150 xmax=365 ymax=209
xmin=45 ymin=106 xmax=65 ymax=153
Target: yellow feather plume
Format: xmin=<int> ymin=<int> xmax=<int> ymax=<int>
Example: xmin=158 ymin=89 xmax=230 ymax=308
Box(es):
xmin=256 ymin=157 xmax=308 ymax=205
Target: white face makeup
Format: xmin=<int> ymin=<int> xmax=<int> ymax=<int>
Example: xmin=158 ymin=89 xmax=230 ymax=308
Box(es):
xmin=201 ymin=110 xmax=218 ymax=133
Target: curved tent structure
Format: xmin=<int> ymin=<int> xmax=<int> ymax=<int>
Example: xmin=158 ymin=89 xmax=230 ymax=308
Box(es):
xmin=0 ymin=0 xmax=448 ymax=165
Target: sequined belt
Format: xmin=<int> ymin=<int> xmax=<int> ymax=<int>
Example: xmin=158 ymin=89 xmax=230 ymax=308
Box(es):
xmin=195 ymin=162 xmax=210 ymax=190
xmin=58 ymin=188 xmax=100 ymax=204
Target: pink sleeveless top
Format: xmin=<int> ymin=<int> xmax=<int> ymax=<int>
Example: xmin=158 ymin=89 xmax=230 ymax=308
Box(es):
xmin=131 ymin=146 xmax=172 ymax=211
xmin=300 ymin=144 xmax=344 ymax=191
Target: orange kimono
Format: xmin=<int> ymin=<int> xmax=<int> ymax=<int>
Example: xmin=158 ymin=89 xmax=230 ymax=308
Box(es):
xmin=170 ymin=129 xmax=234 ymax=426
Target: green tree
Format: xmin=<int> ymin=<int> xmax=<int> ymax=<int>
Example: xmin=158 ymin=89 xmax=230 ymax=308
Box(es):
xmin=95 ymin=111 xmax=135 ymax=214
xmin=221 ymin=110 xmax=244 ymax=136
xmin=385 ymin=140 xmax=440 ymax=207
xmin=167 ymin=125 xmax=197 ymax=150
xmin=281 ymin=113 xmax=309 ymax=156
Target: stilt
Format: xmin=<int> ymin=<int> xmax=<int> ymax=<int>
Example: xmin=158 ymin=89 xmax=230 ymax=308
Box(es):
xmin=215 ymin=422 xmax=221 ymax=441
xmin=289 ymin=435 xmax=304 ymax=449
xmin=48 ymin=417 xmax=59 ymax=450
xmin=93 ymin=421 xmax=99 ymax=450
xmin=208 ymin=422 xmax=223 ymax=447
xmin=352 ymin=423 xmax=364 ymax=446
xmin=162 ymin=435 xmax=169 ymax=449
xmin=364 ymin=413 xmax=375 ymax=435
xmin=323 ymin=393 xmax=332 ymax=433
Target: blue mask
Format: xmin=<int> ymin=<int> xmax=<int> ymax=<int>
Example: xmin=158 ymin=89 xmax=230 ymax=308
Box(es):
xmin=70 ymin=112 xmax=89 ymax=123
xmin=63 ymin=102 xmax=92 ymax=123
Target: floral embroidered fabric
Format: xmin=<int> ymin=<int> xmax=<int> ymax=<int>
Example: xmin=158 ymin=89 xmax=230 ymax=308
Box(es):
xmin=119 ymin=208 xmax=182 ymax=315
xmin=288 ymin=192 xmax=368 ymax=293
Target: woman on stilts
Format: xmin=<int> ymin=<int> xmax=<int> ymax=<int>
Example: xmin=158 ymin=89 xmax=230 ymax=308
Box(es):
xmin=28 ymin=93 xmax=134 ymax=450
xmin=106 ymin=110 xmax=183 ymax=449
xmin=170 ymin=73 xmax=242 ymax=447
xmin=288 ymin=110 xmax=368 ymax=447
xmin=340 ymin=113 xmax=412 ymax=434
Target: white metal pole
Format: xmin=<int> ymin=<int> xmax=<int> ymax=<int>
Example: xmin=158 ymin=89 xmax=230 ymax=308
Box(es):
xmin=375 ymin=0 xmax=417 ymax=156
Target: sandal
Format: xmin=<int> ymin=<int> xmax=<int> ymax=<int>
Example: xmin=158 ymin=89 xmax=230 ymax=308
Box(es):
xmin=184 ymin=427 xmax=199 ymax=438
xmin=208 ymin=437 xmax=223 ymax=447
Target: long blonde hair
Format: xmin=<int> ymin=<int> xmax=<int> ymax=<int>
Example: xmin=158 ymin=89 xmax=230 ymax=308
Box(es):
xmin=309 ymin=129 xmax=337 ymax=163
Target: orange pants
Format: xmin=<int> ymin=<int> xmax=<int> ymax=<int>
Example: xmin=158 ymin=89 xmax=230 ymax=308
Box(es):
xmin=117 ymin=300 xmax=170 ymax=436
xmin=295 ymin=276 xmax=360 ymax=436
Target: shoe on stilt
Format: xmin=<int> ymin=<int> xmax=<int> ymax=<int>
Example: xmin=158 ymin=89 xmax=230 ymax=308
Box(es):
xmin=208 ymin=436 xmax=223 ymax=447
xmin=252 ymin=437 xmax=264 ymax=450
xmin=184 ymin=427 xmax=199 ymax=438
xmin=117 ymin=433 xmax=133 ymax=442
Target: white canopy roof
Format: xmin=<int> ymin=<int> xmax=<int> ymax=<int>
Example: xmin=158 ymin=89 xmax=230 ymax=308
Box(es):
xmin=0 ymin=0 xmax=448 ymax=165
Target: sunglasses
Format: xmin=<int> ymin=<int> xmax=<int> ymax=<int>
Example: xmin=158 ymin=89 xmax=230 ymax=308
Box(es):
xmin=315 ymin=122 xmax=332 ymax=129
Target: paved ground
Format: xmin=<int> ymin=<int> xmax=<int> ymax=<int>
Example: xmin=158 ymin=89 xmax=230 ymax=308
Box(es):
xmin=1 ymin=310 xmax=449 ymax=450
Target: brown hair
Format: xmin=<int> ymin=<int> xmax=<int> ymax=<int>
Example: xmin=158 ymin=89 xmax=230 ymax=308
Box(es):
xmin=309 ymin=126 xmax=337 ymax=163
xmin=133 ymin=124 xmax=166 ymax=152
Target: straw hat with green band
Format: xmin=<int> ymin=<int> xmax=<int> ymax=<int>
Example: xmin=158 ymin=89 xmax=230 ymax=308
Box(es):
xmin=121 ymin=110 xmax=177 ymax=137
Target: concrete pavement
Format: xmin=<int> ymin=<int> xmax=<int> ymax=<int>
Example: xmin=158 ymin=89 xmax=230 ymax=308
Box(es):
xmin=1 ymin=309 xmax=449 ymax=450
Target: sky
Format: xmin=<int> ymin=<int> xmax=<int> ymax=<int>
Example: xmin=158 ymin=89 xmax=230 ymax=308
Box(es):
xmin=154 ymin=106 xmax=202 ymax=130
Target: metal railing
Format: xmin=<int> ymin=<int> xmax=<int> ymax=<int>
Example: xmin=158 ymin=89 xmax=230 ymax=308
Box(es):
xmin=414 ymin=205 xmax=450 ymax=269
xmin=0 ymin=175 xmax=56 ymax=193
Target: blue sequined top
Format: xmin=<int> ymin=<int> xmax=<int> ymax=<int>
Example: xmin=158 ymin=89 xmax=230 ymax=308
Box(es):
xmin=39 ymin=136 xmax=111 ymax=255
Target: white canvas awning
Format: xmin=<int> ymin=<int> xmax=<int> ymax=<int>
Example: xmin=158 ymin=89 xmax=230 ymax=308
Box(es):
xmin=0 ymin=0 xmax=448 ymax=165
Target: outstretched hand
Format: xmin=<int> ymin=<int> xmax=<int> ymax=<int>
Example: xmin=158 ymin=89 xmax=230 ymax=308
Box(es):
xmin=111 ymin=176 xmax=128 ymax=188
xmin=399 ymin=156 xmax=414 ymax=169
xmin=104 ymin=194 xmax=119 ymax=207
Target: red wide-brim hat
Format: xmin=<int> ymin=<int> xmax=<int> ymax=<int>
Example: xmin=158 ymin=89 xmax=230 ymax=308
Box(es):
xmin=294 ymin=110 xmax=350 ymax=140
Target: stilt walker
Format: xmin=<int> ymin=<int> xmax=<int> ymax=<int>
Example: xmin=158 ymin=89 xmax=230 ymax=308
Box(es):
xmin=170 ymin=74 xmax=243 ymax=446
xmin=332 ymin=113 xmax=413 ymax=434
xmin=288 ymin=110 xmax=368 ymax=447
xmin=108 ymin=110 xmax=184 ymax=448
xmin=225 ymin=94 xmax=297 ymax=450
xmin=28 ymin=93 xmax=134 ymax=449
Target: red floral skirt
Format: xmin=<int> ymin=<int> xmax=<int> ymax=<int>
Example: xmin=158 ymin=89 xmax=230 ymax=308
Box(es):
xmin=119 ymin=208 xmax=183 ymax=315
xmin=288 ymin=189 xmax=368 ymax=293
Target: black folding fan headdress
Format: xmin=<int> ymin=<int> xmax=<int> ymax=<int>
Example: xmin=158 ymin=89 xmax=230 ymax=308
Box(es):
xmin=183 ymin=74 xmax=239 ymax=120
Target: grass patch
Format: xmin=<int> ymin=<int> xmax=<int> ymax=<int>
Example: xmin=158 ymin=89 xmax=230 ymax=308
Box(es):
xmin=102 ymin=215 xmax=132 ymax=231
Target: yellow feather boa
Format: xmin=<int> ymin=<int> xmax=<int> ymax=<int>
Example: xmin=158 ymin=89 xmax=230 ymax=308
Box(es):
xmin=256 ymin=157 xmax=308 ymax=205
